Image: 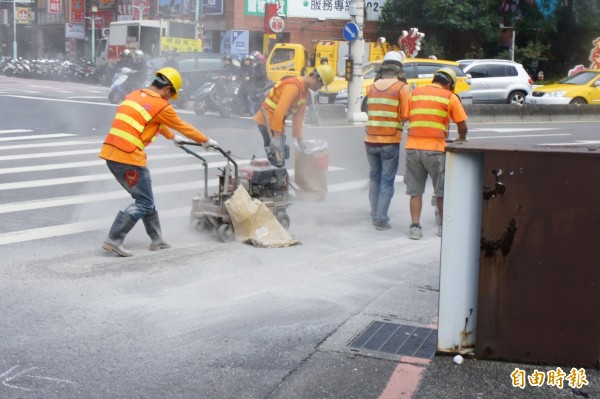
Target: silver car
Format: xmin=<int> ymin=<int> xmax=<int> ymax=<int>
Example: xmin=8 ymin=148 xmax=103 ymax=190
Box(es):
xmin=459 ymin=59 xmax=532 ymax=105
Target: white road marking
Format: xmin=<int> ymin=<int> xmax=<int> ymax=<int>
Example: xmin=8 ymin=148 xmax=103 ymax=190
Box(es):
xmin=1 ymin=365 xmax=74 ymax=391
xmin=0 ymin=140 xmax=103 ymax=151
xmin=0 ymin=148 xmax=102 ymax=161
xmin=469 ymin=133 xmax=571 ymax=140
xmin=0 ymin=152 xmax=207 ymax=174
xmin=67 ymin=96 xmax=108 ymax=99
xmin=1 ymin=94 xmax=116 ymax=107
xmin=0 ymin=133 xmax=76 ymax=142
xmin=469 ymin=128 xmax=561 ymax=133
xmin=0 ymin=159 xmax=222 ymax=187
xmin=0 ymin=168 xmax=350 ymax=245
xmin=0 ymin=166 xmax=344 ymax=211
xmin=0 ymin=129 xmax=33 ymax=134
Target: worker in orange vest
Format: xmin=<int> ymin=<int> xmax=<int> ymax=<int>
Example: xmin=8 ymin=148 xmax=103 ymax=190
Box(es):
xmin=405 ymin=67 xmax=468 ymax=240
xmin=99 ymin=67 xmax=218 ymax=257
xmin=364 ymin=51 xmax=410 ymax=230
xmin=253 ymin=65 xmax=335 ymax=167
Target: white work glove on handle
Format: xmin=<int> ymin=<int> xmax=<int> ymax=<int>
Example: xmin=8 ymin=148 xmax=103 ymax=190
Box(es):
xmin=202 ymin=138 xmax=218 ymax=151
xmin=172 ymin=134 xmax=186 ymax=147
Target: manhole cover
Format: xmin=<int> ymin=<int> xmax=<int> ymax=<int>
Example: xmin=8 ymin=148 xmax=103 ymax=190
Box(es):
xmin=348 ymin=321 xmax=437 ymax=359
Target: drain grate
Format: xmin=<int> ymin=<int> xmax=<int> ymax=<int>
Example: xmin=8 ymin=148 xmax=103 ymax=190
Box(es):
xmin=348 ymin=321 xmax=437 ymax=359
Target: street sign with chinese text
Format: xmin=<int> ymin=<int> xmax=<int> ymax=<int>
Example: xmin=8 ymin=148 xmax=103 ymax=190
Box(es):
xmin=48 ymin=0 xmax=62 ymax=14
xmin=161 ymin=37 xmax=203 ymax=53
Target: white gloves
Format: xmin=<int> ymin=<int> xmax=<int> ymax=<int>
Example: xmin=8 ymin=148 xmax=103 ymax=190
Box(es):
xmin=172 ymin=135 xmax=186 ymax=146
xmin=202 ymin=138 xmax=218 ymax=150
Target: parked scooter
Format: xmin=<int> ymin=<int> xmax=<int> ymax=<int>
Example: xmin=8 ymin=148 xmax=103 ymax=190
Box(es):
xmin=108 ymin=67 xmax=135 ymax=104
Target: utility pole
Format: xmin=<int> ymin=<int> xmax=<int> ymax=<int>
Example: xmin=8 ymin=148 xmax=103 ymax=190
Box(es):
xmin=13 ymin=0 xmax=17 ymax=58
xmin=347 ymin=0 xmax=366 ymax=124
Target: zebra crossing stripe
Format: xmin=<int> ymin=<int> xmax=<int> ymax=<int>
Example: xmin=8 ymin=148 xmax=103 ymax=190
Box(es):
xmin=0 ymin=140 xmax=103 ymax=151
xmin=0 ymin=175 xmax=383 ymax=246
xmin=0 ymin=133 xmax=76 ymax=142
xmin=0 ymin=129 xmax=33 ymax=134
xmin=0 ymin=166 xmax=345 ymax=212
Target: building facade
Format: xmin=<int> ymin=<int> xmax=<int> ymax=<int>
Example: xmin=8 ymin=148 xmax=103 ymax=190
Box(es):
xmin=1 ymin=0 xmax=389 ymax=59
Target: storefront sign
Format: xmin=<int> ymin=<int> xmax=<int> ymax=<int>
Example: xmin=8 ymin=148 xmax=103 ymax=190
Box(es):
xmin=202 ymin=0 xmax=223 ymax=15
xmin=16 ymin=7 xmax=31 ymax=24
xmin=286 ymin=0 xmax=387 ymax=21
xmin=70 ymin=0 xmax=85 ymax=23
xmin=246 ymin=0 xmax=286 ymax=17
xmin=65 ymin=23 xmax=85 ymax=39
xmin=161 ymin=37 xmax=203 ymax=53
xmin=48 ymin=0 xmax=62 ymax=14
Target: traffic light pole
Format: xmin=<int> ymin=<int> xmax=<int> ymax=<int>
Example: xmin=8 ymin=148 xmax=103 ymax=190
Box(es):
xmin=347 ymin=0 xmax=366 ymax=123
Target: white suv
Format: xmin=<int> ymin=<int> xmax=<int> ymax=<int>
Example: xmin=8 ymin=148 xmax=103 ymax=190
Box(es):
xmin=459 ymin=59 xmax=532 ymax=105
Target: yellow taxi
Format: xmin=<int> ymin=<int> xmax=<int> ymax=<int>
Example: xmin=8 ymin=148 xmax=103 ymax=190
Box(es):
xmin=526 ymin=69 xmax=600 ymax=105
xmin=317 ymin=58 xmax=473 ymax=106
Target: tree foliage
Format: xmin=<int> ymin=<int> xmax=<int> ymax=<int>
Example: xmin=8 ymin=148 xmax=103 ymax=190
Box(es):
xmin=378 ymin=0 xmax=600 ymax=79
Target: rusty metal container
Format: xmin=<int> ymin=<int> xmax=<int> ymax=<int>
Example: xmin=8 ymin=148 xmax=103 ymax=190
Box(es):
xmin=444 ymin=143 xmax=600 ymax=368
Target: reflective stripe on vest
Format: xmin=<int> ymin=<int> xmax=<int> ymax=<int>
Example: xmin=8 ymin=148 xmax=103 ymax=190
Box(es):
xmin=365 ymin=81 xmax=404 ymax=136
xmin=263 ymin=77 xmax=306 ymax=116
xmin=408 ymin=86 xmax=452 ymax=139
xmin=104 ymin=91 xmax=168 ymax=153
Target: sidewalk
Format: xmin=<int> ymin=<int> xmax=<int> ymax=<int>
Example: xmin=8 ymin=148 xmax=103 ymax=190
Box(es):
xmin=271 ymin=184 xmax=599 ymax=399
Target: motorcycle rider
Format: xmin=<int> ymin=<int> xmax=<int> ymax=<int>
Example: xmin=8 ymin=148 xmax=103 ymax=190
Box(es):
xmin=130 ymin=49 xmax=148 ymax=89
xmin=239 ymin=54 xmax=257 ymax=115
xmin=221 ymin=54 xmax=240 ymax=81
xmin=99 ymin=67 xmax=218 ymax=257
xmin=253 ymin=65 xmax=335 ymax=167
xmin=251 ymin=51 xmax=268 ymax=87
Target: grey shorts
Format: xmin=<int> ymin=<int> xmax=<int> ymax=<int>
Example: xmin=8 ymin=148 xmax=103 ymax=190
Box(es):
xmin=404 ymin=149 xmax=445 ymax=197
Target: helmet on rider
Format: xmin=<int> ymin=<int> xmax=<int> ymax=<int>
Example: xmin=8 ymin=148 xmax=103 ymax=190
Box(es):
xmin=314 ymin=65 xmax=335 ymax=87
xmin=133 ymin=49 xmax=144 ymax=60
xmin=122 ymin=49 xmax=131 ymax=58
xmin=251 ymin=51 xmax=266 ymax=64
xmin=433 ymin=67 xmax=457 ymax=91
xmin=243 ymin=54 xmax=255 ymax=64
xmin=154 ymin=67 xmax=182 ymax=100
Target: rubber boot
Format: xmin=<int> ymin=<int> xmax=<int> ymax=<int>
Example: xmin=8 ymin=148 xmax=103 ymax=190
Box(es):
xmin=102 ymin=211 xmax=137 ymax=257
xmin=142 ymin=209 xmax=171 ymax=251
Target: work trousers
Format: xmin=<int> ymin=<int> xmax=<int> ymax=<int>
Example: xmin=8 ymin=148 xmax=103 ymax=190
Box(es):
xmin=366 ymin=143 xmax=400 ymax=224
xmin=106 ymin=160 xmax=155 ymax=221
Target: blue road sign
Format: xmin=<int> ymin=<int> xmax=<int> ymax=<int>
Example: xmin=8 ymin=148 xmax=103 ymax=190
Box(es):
xmin=343 ymin=22 xmax=359 ymax=42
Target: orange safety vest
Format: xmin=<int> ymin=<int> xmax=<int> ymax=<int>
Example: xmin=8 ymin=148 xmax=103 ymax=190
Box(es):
xmin=365 ymin=80 xmax=406 ymax=144
xmin=262 ymin=77 xmax=307 ymax=117
xmin=104 ymin=90 xmax=169 ymax=153
xmin=408 ymin=85 xmax=453 ymax=139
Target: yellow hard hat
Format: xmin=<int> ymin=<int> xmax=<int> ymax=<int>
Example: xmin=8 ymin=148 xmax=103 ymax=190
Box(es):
xmin=434 ymin=67 xmax=457 ymax=91
xmin=155 ymin=67 xmax=182 ymax=100
xmin=315 ymin=65 xmax=335 ymax=86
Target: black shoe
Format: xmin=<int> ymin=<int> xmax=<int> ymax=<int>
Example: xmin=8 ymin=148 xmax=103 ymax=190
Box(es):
xmin=374 ymin=222 xmax=391 ymax=231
